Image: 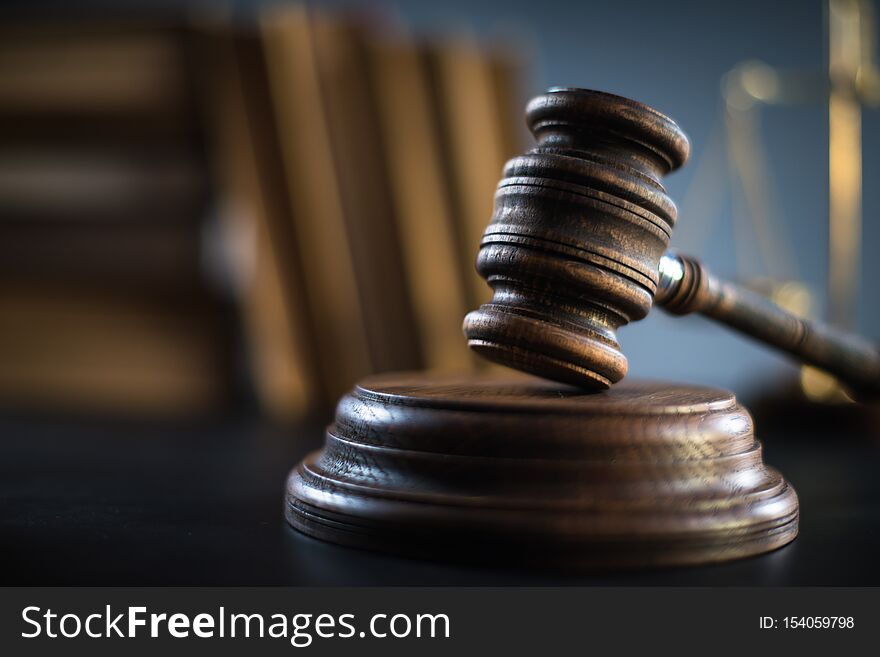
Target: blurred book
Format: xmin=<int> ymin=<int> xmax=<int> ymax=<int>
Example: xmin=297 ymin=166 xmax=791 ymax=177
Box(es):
xmin=0 ymin=283 xmax=232 ymax=415
xmin=197 ymin=24 xmax=320 ymax=421
xmin=368 ymin=27 xmax=473 ymax=372
xmin=428 ymin=33 xmax=524 ymax=310
xmin=0 ymin=18 xmax=235 ymax=417
xmin=0 ymin=9 xmax=527 ymax=420
xmin=261 ymin=7 xmax=421 ymax=403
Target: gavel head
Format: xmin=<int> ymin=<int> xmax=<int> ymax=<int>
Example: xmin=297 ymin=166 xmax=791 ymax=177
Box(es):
xmin=463 ymin=88 xmax=690 ymax=389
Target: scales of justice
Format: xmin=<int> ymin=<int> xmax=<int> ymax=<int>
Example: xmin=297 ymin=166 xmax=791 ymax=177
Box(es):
xmin=283 ymin=87 xmax=879 ymax=569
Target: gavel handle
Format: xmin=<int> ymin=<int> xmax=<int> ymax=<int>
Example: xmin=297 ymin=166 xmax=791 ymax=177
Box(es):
xmin=655 ymin=253 xmax=880 ymax=400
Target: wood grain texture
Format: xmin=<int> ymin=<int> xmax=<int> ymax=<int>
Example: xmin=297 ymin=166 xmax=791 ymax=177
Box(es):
xmin=657 ymin=253 xmax=880 ymax=400
xmin=463 ymin=87 xmax=880 ymax=396
xmin=462 ymin=88 xmax=690 ymax=390
xmin=286 ymin=372 xmax=798 ymax=569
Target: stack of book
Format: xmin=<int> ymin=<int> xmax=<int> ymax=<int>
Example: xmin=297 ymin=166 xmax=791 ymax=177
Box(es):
xmin=0 ymin=18 xmax=236 ymax=416
xmin=0 ymin=7 xmax=527 ymax=420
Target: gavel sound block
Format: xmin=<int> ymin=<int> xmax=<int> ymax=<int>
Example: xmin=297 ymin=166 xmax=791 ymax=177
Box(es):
xmin=286 ymin=88 xmax=801 ymax=568
xmin=287 ymin=373 xmax=798 ymax=568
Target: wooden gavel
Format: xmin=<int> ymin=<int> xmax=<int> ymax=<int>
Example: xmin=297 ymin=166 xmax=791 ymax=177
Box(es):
xmin=463 ymin=87 xmax=880 ymax=398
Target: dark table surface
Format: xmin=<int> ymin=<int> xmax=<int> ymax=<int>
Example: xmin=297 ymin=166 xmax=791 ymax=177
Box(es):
xmin=2 ymin=406 xmax=879 ymax=586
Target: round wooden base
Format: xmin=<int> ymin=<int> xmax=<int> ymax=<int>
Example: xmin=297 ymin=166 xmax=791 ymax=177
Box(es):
xmin=286 ymin=373 xmax=798 ymax=569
